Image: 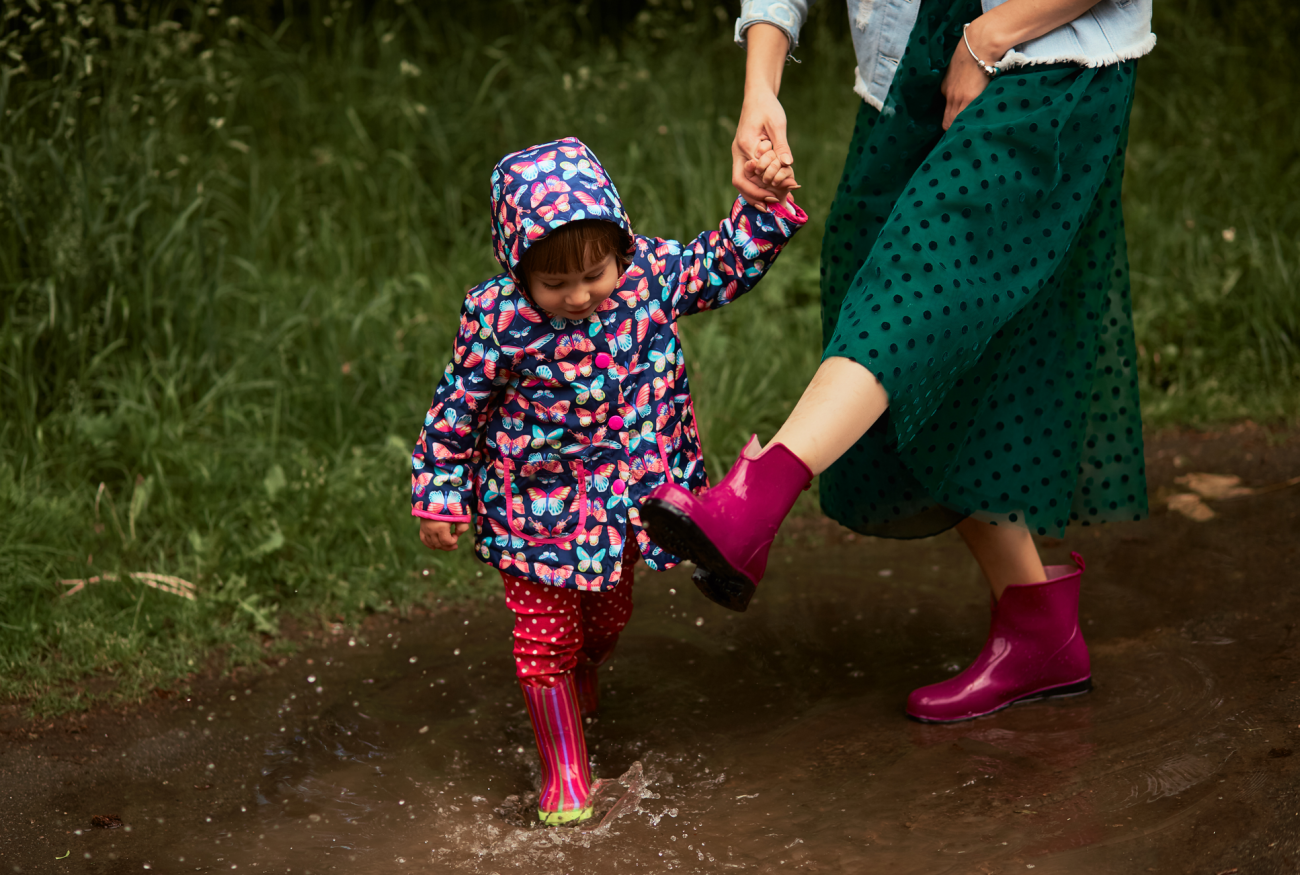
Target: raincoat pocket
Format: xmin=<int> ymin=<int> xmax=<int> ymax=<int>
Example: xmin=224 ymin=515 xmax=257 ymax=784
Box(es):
xmin=501 ymin=458 xmax=589 ymax=545
xmin=656 ymin=421 xmax=698 ymax=484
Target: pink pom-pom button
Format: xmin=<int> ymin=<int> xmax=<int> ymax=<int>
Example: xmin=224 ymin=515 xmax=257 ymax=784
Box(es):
xmin=610 ymin=480 xmax=626 ymax=495
xmin=608 ymin=415 xmax=624 ymax=430
xmin=594 ymin=352 xmax=612 ymax=369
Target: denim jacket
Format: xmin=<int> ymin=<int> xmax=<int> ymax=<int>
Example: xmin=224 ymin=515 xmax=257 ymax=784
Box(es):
xmin=737 ymin=0 xmax=1155 ymax=112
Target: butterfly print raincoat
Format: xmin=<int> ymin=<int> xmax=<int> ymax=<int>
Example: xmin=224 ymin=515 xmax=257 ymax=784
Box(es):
xmin=411 ymin=137 xmax=806 ymax=591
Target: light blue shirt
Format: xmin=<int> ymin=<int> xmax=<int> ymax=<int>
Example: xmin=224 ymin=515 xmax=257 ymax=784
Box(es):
xmin=736 ymin=0 xmax=1155 ymax=112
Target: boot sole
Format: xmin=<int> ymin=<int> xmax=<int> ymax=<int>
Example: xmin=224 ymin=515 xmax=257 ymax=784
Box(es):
xmin=905 ymin=677 xmax=1093 ymax=725
xmin=538 ymin=804 xmax=595 ymax=826
xmin=640 ymin=497 xmax=756 ymax=612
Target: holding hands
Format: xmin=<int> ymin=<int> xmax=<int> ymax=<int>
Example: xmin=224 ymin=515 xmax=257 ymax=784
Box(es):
xmin=742 ymin=138 xmax=800 ymax=207
xmin=731 ymin=23 xmax=799 ymax=211
xmin=732 ymin=14 xmax=1014 ymax=208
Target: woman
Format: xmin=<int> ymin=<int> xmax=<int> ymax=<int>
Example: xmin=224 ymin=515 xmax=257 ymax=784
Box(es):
xmin=643 ymin=0 xmax=1155 ymax=723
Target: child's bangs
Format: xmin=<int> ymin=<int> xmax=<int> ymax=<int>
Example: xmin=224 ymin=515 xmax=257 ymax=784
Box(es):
xmin=521 ymin=220 xmax=624 ymax=277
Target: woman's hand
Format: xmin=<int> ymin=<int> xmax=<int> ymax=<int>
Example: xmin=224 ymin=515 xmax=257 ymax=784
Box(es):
xmin=941 ymin=22 xmax=996 ymax=130
xmin=420 ymin=518 xmax=469 ymax=551
xmin=734 ymin=91 xmax=797 ymax=206
xmin=733 ymin=23 xmax=798 ymax=209
xmin=942 ymin=0 xmax=1106 ymax=130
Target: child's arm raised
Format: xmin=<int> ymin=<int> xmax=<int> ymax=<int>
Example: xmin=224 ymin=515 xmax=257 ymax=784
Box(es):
xmin=667 ymin=195 xmax=808 ymax=319
xmin=411 ymin=283 xmax=508 ymax=535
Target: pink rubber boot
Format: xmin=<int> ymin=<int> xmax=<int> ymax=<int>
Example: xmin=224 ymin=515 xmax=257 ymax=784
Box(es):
xmin=519 ymin=674 xmax=595 ymax=825
xmin=641 ymin=436 xmax=813 ymax=612
xmin=906 ymin=553 xmax=1092 ymax=724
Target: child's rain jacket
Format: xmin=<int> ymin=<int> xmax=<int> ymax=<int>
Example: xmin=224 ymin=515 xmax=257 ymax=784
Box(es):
xmin=411 ymin=137 xmax=806 ymax=591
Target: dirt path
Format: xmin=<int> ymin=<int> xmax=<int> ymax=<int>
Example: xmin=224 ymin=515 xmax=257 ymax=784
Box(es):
xmin=2 ymin=424 xmax=1298 ymax=874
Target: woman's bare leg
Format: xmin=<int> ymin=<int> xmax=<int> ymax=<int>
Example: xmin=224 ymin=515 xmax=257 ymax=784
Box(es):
xmin=768 ymin=356 xmax=889 ymax=475
xmin=955 ymin=517 xmax=1047 ymax=600
xmin=764 ymin=356 xmax=1045 ymax=597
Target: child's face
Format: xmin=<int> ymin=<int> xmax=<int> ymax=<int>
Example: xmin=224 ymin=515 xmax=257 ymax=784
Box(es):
xmin=526 ymin=253 xmax=620 ymax=321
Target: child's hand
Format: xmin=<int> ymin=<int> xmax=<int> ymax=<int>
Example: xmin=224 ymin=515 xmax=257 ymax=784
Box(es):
xmin=420 ymin=519 xmax=470 ymax=551
xmin=745 ymin=139 xmax=799 ymax=204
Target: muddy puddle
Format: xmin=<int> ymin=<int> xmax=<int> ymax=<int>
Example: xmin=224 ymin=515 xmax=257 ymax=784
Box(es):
xmin=3 ymin=428 xmax=1299 ymax=873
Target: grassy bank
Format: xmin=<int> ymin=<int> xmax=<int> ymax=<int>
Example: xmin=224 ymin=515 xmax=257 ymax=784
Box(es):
xmin=2 ymin=0 xmax=1296 ymax=714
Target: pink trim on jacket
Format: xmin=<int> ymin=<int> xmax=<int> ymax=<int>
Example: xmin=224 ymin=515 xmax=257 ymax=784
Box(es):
xmin=768 ymin=199 xmax=807 ymax=223
xmin=412 ymin=508 xmax=472 ymax=523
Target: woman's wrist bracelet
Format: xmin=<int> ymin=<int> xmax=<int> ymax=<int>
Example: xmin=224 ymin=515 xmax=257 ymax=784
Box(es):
xmin=962 ymin=23 xmax=1000 ymax=78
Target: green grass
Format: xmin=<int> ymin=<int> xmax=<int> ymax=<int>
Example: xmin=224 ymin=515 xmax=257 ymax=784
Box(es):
xmin=1 ymin=0 xmax=1296 ymax=715
xmin=1124 ymin=0 xmax=1300 ymax=422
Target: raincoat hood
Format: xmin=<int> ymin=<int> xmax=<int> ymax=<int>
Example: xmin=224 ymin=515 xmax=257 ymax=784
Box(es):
xmin=489 ymin=137 xmax=634 ymax=282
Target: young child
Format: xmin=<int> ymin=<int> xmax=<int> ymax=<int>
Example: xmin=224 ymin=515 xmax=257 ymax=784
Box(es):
xmin=411 ymin=137 xmax=805 ymax=824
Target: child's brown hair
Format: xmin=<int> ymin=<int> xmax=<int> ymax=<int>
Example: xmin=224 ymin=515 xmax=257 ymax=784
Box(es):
xmin=518 ymin=219 xmax=629 ymax=281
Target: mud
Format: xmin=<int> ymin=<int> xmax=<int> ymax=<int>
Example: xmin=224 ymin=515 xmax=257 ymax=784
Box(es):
xmin=3 ymin=424 xmax=1299 ymax=874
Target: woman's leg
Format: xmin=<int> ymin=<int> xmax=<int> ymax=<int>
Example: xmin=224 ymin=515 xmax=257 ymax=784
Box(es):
xmin=906 ymin=549 xmax=1091 ymax=723
xmin=910 ymin=511 xmax=1091 ymax=724
xmin=954 ymin=517 xmax=1047 ymax=599
xmin=642 ymin=357 xmax=887 ymax=609
xmin=768 ymin=356 xmax=889 ymax=475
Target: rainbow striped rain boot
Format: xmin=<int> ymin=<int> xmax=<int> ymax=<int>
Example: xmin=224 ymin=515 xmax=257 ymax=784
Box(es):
xmin=519 ymin=673 xmax=596 ymax=825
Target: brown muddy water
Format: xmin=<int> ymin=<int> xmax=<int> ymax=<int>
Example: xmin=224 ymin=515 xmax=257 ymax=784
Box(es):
xmin=3 ymin=427 xmax=1299 ymax=874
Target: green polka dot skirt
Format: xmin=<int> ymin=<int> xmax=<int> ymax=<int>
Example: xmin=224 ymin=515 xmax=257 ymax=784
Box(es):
xmin=819 ymin=0 xmax=1148 ymax=539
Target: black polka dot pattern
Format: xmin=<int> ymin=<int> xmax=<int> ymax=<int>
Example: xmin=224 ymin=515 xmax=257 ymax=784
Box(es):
xmin=818 ymin=0 xmax=1148 ymax=539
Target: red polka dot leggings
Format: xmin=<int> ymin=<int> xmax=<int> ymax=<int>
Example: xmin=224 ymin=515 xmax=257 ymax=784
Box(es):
xmin=501 ymin=541 xmax=639 ymax=686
